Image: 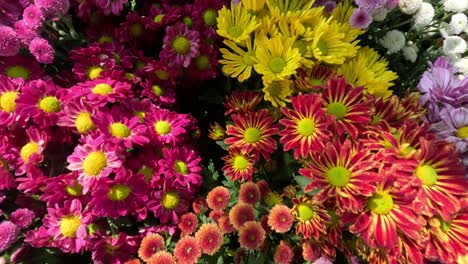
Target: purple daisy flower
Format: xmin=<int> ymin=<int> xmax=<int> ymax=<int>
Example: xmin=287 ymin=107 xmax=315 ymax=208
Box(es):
xmin=14 ymin=126 xmax=49 ymax=176
xmin=90 ymin=233 xmax=138 ymax=264
xmin=431 ymin=105 xmax=468 ymax=154
xmin=10 ymin=208 xmax=35 ymax=229
xmin=147 ymin=181 xmax=192 ymax=224
xmin=350 ymin=8 xmax=373 ymax=29
xmin=355 ymin=0 xmax=386 ymax=13
xmin=160 ymin=22 xmax=200 ymax=68
xmin=0 ymin=55 xmax=44 ymax=80
xmin=143 ymin=4 xmax=181 ymax=31
xmin=0 ymin=221 xmax=20 ymax=253
xmin=121 ymin=98 xmax=157 ymax=124
xmin=24 ymin=226 xmax=53 ymax=248
xmin=0 ymin=26 xmax=21 ymax=57
xmin=40 ymin=173 xmax=88 ymax=207
xmin=186 ymin=43 xmax=219 ymax=81
xmin=69 ymin=77 xmax=132 ymax=107
xmin=145 ymin=108 xmax=191 ymax=146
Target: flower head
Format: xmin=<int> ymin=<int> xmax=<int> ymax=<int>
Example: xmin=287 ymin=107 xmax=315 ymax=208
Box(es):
xmin=238 ymin=182 xmax=260 ymax=204
xmin=206 ymin=186 xmax=230 ymax=211
xmin=0 ymin=221 xmax=20 ymax=252
xmin=220 ymin=38 xmax=258 ymax=82
xmin=224 ymin=91 xmax=263 ymax=116
xmin=267 ymin=204 xmax=293 ymax=233
xmin=229 ymin=202 xmax=256 ymax=230
xmin=238 ymin=221 xmax=265 ymax=250
xmin=160 ymin=23 xmax=200 ymax=67
xmin=34 ymin=0 xmax=70 ymax=16
xmin=292 ymin=195 xmax=330 ymax=239
xmin=174 ymin=236 xmax=202 ymax=264
xmin=179 ymin=213 xmax=199 ymax=236
xmin=274 ymin=241 xmax=294 ymax=264
xmin=0 ymin=26 xmax=20 ymax=56
xmin=195 ymin=223 xmax=224 ymax=255
xmin=158 ymin=147 xmax=202 ymax=191
xmin=57 ymin=98 xmax=97 ymax=135
xmin=29 ymin=38 xmax=54 ymax=64
xmin=146 ymin=108 xmax=190 ymax=147
xmin=216 ymin=3 xmax=259 ymax=43
xmin=10 ymin=208 xmax=35 ymax=229
xmin=138 ymin=233 xmax=165 ymax=262
xmin=147 ymin=251 xmax=176 ymax=264
xmin=71 ymin=78 xmax=132 ymax=107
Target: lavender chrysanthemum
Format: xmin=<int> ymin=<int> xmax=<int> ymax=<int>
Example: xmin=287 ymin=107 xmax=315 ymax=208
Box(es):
xmin=355 ymin=0 xmax=386 ymax=12
xmin=349 ymin=8 xmax=373 ymax=29
xmin=0 ymin=221 xmax=20 ymax=252
xmin=431 ymin=105 xmax=468 ymax=154
xmin=29 ymin=38 xmax=54 ymax=64
xmin=0 ymin=26 xmax=21 ymax=56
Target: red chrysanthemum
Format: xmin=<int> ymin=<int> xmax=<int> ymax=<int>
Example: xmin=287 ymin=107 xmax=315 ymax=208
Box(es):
xmin=238 ymin=221 xmax=265 ymax=250
xmin=229 ymin=203 xmax=256 ymax=230
xmin=206 ymin=186 xmax=230 ymax=211
xmin=224 ymin=91 xmax=263 ymax=116
xmin=238 ymin=182 xmax=261 ymax=204
xmin=222 ymin=148 xmax=258 ymax=181
xmin=138 ymin=233 xmax=165 ymax=262
xmin=195 ymin=223 xmax=224 ymax=256
xmin=292 ymin=195 xmax=330 ymax=240
xmin=178 ymin=213 xmax=199 ymax=236
xmin=147 ymin=251 xmax=176 ymax=264
xmin=267 ymin=204 xmax=293 ymax=233
xmin=295 ymin=65 xmax=336 ymax=92
xmin=279 ymin=93 xmax=332 ymax=159
xmin=225 ymin=110 xmax=279 ymax=160
xmin=274 ymin=241 xmax=294 ymax=264
xmin=173 ymin=236 xmax=202 ymax=264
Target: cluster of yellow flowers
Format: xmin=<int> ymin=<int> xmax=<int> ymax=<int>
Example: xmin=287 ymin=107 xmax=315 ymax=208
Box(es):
xmin=216 ymin=0 xmax=398 ymax=107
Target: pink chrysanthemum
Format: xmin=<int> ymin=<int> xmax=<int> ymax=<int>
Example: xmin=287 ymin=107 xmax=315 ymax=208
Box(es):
xmin=95 ymin=0 xmax=127 ymax=15
xmin=15 ymin=126 xmax=48 ymax=175
xmin=138 ymin=233 xmax=165 ymax=262
xmin=267 ymin=204 xmax=294 ymax=233
xmin=143 ymin=59 xmax=180 ymax=87
xmin=274 ymin=241 xmax=294 ymax=264
xmin=88 ymin=168 xmax=148 ymax=218
xmin=179 ymin=213 xmax=199 ymax=236
xmin=147 ymin=251 xmax=176 ymax=264
xmin=70 ymin=77 xmax=132 ymax=107
xmin=0 ymin=221 xmax=20 ymax=252
xmin=34 ymin=0 xmax=70 ymax=16
xmin=40 ymin=173 xmax=86 ymax=207
xmin=143 ymin=5 xmax=181 ymax=31
xmin=0 ymin=76 xmax=24 ymax=126
xmin=14 ymin=20 xmax=39 ymax=46
xmin=93 ymin=107 xmax=149 ymax=148
xmin=158 ymin=147 xmax=202 ymax=191
xmin=57 ymin=98 xmax=97 ymax=135
xmin=229 ymin=203 xmax=256 ymax=230
xmin=10 ymin=208 xmax=35 ymax=229
xmin=145 ymin=108 xmax=190 ymax=146
xmin=238 ymin=221 xmax=265 ymax=250
xmin=91 ymin=232 xmax=138 ymax=264
xmin=174 ymin=236 xmax=202 ymax=264
xmin=206 ymin=186 xmax=230 ymax=211
xmin=209 ymin=210 xmax=224 ymax=222
xmin=140 ymin=77 xmax=176 ymax=107
xmin=121 ymin=98 xmax=156 ymax=123
xmin=0 ymin=26 xmax=20 ymax=56
xmin=239 ymin=182 xmax=261 ymax=205
xmin=148 ymin=184 xmax=191 ymax=224
xmin=66 ymin=135 xmax=122 ymax=193
xmin=43 ymin=199 xmax=90 ymax=253
xmin=350 ymin=8 xmax=372 ymax=29
xmin=22 ymin=5 xmax=44 ymax=29
xmin=160 ymin=22 xmax=200 ymax=67
xmin=16 ymin=79 xmax=67 ymax=127
xmin=195 ymin=223 xmax=224 ymax=256
xmin=29 ymin=38 xmax=54 ymax=64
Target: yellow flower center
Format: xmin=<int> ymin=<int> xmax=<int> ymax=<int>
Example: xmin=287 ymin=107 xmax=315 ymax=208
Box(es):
xmin=98 ymin=35 xmax=113 ymax=44
xmin=156 ymin=70 xmax=169 ymax=80
xmin=267 ymin=81 xmax=282 ymax=96
xmin=415 ymin=164 xmax=438 ymax=186
xmin=243 ymin=127 xmax=261 ymax=143
xmin=183 ymin=17 xmax=193 ymax=28
xmin=162 ymin=191 xmax=180 ymax=209
xmin=60 ymin=215 xmax=81 ymax=238
xmin=457 ymin=126 xmax=468 ymax=139
xmin=6 ymin=66 xmax=30 ymax=79
xmin=131 ymin=23 xmax=143 ymax=37
xmin=135 ymin=111 xmax=145 ymax=123
xmin=82 ymin=151 xmax=107 ymax=176
xmin=233 ymin=155 xmax=249 ymax=170
xmin=66 ymin=182 xmax=84 ymax=196
xmin=368 ymin=191 xmax=394 ymax=215
xmin=203 ymin=9 xmax=217 ymax=26
xmin=152 ymin=85 xmax=165 ymax=96
xmin=87 ymin=66 xmax=103 ymax=80
xmin=174 ymin=160 xmax=189 ymax=175
xmin=243 ymin=51 xmax=256 ymax=66
xmin=398 ymin=144 xmax=416 ymax=157
xmin=107 ymin=184 xmax=131 ymax=201
xmin=326 ymin=102 xmax=347 ymax=120
xmin=38 ymin=96 xmax=61 ymax=113
xmin=172 ymin=36 xmax=191 ymax=54
xmin=136 ymin=61 xmax=146 ymax=69
xmin=109 ymin=122 xmax=131 ymax=138
xmin=297 ymin=204 xmax=315 ymax=221
xmin=153 ymin=14 xmax=165 ymax=23
xmin=154 ymin=120 xmax=172 ymax=135
xmin=297 ymin=118 xmax=316 ymax=136
xmin=75 ymin=112 xmax=95 ymax=134
xmin=269 ymin=57 xmax=286 ymax=74
xmin=293 ymin=39 xmax=307 ymax=55
xmin=0 ymin=91 xmax=18 ymax=113
xmin=228 ymin=26 xmax=243 ymax=38
xmin=20 ymin=142 xmax=39 ymax=162
xmin=437 ymin=216 xmax=451 ymax=232
xmin=309 ymin=79 xmax=323 ymax=86
xmin=92 ymin=83 xmax=113 ymax=95
xmin=125 ymin=73 xmax=135 ymax=80
xmin=326 ymin=166 xmax=351 ymax=187
xmin=195 ymin=55 xmax=210 ymax=70
xmin=139 ymin=165 xmax=154 ymax=182
xmin=317 ymin=39 xmax=328 ymax=56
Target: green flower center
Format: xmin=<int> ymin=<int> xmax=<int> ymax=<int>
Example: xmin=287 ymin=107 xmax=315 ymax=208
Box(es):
xmin=267 ymin=81 xmax=282 ymax=96
xmin=203 ymin=9 xmax=217 ymax=26
xmin=38 ymin=96 xmax=61 ymax=113
xmin=269 ymin=57 xmax=286 ymax=74
xmin=162 ymin=191 xmax=180 ymax=209
xmin=297 ymin=204 xmax=315 ymax=221
xmin=153 ymin=14 xmax=165 ymax=23
xmin=6 ymin=66 xmax=30 ymax=79
xmin=87 ymin=223 xmax=99 ymax=236
xmin=371 ymin=115 xmax=382 ymax=125
xmin=457 ymin=126 xmax=468 ymax=139
xmin=415 ymin=164 xmax=438 ymax=186
xmin=228 ymin=26 xmax=243 ymax=38
xmin=60 ymin=215 xmax=81 ymax=238
xmin=87 ymin=66 xmax=103 ymax=80
xmin=0 ymin=91 xmax=18 ymax=113
xmin=293 ymin=39 xmax=307 ymax=55
xmin=82 ymin=151 xmax=107 ymax=176
xmin=131 ymin=23 xmax=143 ymax=37
xmin=20 ymin=142 xmax=39 ymax=162
xmin=98 ymin=35 xmax=113 ymax=44
xmin=172 ymin=36 xmax=191 ymax=54
xmin=368 ymin=191 xmax=394 ymax=215
xmin=139 ymin=165 xmax=154 ymax=182
xmin=136 ymin=61 xmax=146 ymax=69
xmin=75 ymin=112 xmax=95 ymax=134
xmin=326 ymin=166 xmax=351 ymax=187
xmin=109 ymin=122 xmax=131 ymax=138
xmin=156 ymin=70 xmax=170 ymax=80
xmin=154 ymin=120 xmax=171 ymax=135
xmin=297 ymin=118 xmax=316 ymax=136
xmin=438 ymin=216 xmax=451 ymax=232
xmin=195 ymin=55 xmax=210 ymax=70
xmin=66 ymin=182 xmax=83 ymax=197
xmin=183 ymin=17 xmax=193 ymax=28
xmin=107 ymin=184 xmax=131 ymax=201
xmin=233 ymin=155 xmax=249 ymax=170
xmin=135 ymin=111 xmax=145 ymax=123
xmin=317 ymin=39 xmax=328 ymax=56
xmin=244 ymin=127 xmax=261 ymax=143
xmin=327 ymin=102 xmax=347 ymax=120
xmin=92 ymin=83 xmax=113 ymax=95
xmin=309 ymin=79 xmax=323 ymax=86
xmin=152 ymin=85 xmax=165 ymax=96
xmin=243 ymin=51 xmax=256 ymax=65
xmin=174 ymin=160 xmax=189 ymax=175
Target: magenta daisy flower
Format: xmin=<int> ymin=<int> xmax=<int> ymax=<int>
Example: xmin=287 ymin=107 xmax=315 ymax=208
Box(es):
xmin=15 ymin=127 xmax=48 ymax=175
xmin=0 ymin=76 xmax=26 ymax=126
xmin=147 ymin=183 xmax=191 ymax=224
xmin=145 ymin=108 xmax=190 ymax=146
xmin=0 ymin=55 xmax=44 ymax=80
xmin=186 ymin=43 xmax=219 ymax=81
xmin=66 ymin=135 xmax=122 ymax=193
xmin=93 ymin=106 xmax=149 ymax=148
xmin=160 ymin=22 xmax=200 ymax=68
xmin=57 ymin=98 xmax=97 ymax=135
xmin=16 ymin=79 xmax=67 ymax=127
xmin=88 ymin=168 xmax=148 ymax=218
xmin=158 ymin=147 xmax=202 ymax=191
xmin=0 ymin=160 xmax=15 ymax=190
xmin=143 ymin=59 xmax=180 ymax=87
xmin=121 ymin=98 xmax=157 ymax=123
xmin=42 ymin=199 xmax=90 ymax=253
xmin=140 ymin=76 xmax=177 ymax=107
xmin=143 ymin=4 xmax=181 ymax=31
xmin=40 ymin=173 xmax=87 ymax=207
xmin=70 ymin=77 xmax=132 ymax=107
xmin=95 ymin=0 xmax=128 ymax=15
xmin=91 ymin=232 xmax=138 ymax=264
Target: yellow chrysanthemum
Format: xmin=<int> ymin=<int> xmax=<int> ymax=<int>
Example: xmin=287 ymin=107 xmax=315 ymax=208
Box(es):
xmin=337 ymin=47 xmax=398 ymax=98
xmin=216 ymin=3 xmax=260 ymax=44
xmin=257 ymin=16 xmax=280 ymax=38
xmin=277 ymin=17 xmax=315 ymax=68
xmin=241 ymin=0 xmax=267 ymax=13
xmin=311 ymin=17 xmax=357 ymax=64
xmin=293 ymin=7 xmax=325 ymax=28
xmin=266 ymin=0 xmax=315 ymax=16
xmin=220 ymin=38 xmax=257 ymax=82
xmin=253 ymin=37 xmax=301 ymax=83
xmin=263 ymin=79 xmax=294 ymax=107
xmin=330 ymin=0 xmax=365 ymax=43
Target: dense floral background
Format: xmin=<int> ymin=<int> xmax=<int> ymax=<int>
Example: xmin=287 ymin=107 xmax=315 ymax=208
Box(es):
xmin=0 ymin=0 xmax=467 ymax=263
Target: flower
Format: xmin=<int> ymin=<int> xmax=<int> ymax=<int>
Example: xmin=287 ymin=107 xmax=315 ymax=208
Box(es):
xmin=10 ymin=208 xmax=35 ymax=229
xmin=148 ymin=185 xmax=191 ymax=224
xmin=206 ymin=186 xmax=230 ymax=211
xmin=443 ymin=0 xmax=468 ymax=12
xmin=178 ymin=213 xmax=199 ymax=236
xmin=71 ymin=77 xmax=132 ymax=107
xmin=238 ymin=182 xmax=260 ymax=204
xmin=224 ymin=90 xmax=263 ymax=116
xmin=95 ymin=0 xmax=128 ymax=15
xmin=34 ymin=0 xmax=70 ymax=16
xmin=16 ymin=126 xmax=48 ymax=175
xmin=294 ymin=66 xmax=336 ymax=92
xmin=218 ymin=214 xmax=234 ymax=233
xmin=292 ymin=195 xmax=330 ymax=239
xmin=267 ymin=204 xmax=293 ymax=233
xmin=0 ymin=221 xmax=20 ymax=252
xmin=216 ymin=3 xmax=259 ymax=43
xmin=413 ymin=2 xmax=435 ymax=29
xmin=145 ymin=108 xmax=190 ymax=147
xmin=263 ymin=79 xmax=293 ymax=108
xmin=147 ymin=251 xmax=176 ymax=264
xmin=225 ymin=110 xmax=279 ymax=160
xmin=29 ymin=38 xmax=54 ymax=64
xmin=158 ymin=147 xmax=202 ymax=191
xmin=174 ymin=236 xmax=202 ymax=264
xmin=0 ymin=26 xmax=20 ymax=56
xmin=229 ymin=202 xmax=256 ymax=230
xmin=0 ymin=55 xmax=44 ymax=80
xmin=138 ymin=233 xmax=165 ymax=262
xmin=22 ymin=5 xmax=44 ymax=29
xmin=279 ymin=94 xmax=332 ymax=159
xmin=160 ymin=23 xmax=200 ymax=67
xmin=220 ymin=38 xmax=257 ymax=82
xmin=349 ymin=8 xmax=372 ymax=29
xmin=57 ymin=98 xmax=97 ymax=135
xmin=274 ymin=241 xmax=294 ymax=264
xmin=40 ymin=173 xmax=86 ymax=207
xmin=443 ymin=36 xmax=467 ymax=55
xmin=91 ymin=232 xmax=138 ymax=264
xmin=450 ymin=13 xmax=468 ymax=35
xmin=195 ymin=223 xmax=224 ymax=255
xmin=431 ymin=105 xmax=467 ymax=154
xmin=399 ymin=0 xmax=422 ymax=14
xmin=0 ymin=76 xmax=24 ymax=126
xmin=238 ymin=221 xmax=265 ymax=250
xmin=380 ymin=30 xmax=405 ymax=54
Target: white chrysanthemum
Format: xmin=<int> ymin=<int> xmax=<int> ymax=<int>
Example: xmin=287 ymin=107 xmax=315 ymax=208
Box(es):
xmin=439 ymin=22 xmax=451 ymax=38
xmin=402 ymin=45 xmax=418 ymax=63
xmin=443 ymin=36 xmax=467 ymax=55
xmin=443 ymin=0 xmax=468 ymax=12
xmin=399 ymin=0 xmax=422 ymax=14
xmin=413 ymin=3 xmax=434 ymax=29
xmin=449 ymin=13 xmax=468 ymax=35
xmin=372 ymin=8 xmax=388 ymax=22
xmin=452 ymin=57 xmax=468 ymax=77
xmin=380 ymin=30 xmax=406 ymax=54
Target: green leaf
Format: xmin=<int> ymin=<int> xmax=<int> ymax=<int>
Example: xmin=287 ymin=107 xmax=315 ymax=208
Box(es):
xmin=215 ymin=140 xmax=229 ymax=150
xmin=216 ymin=255 xmax=224 ymax=264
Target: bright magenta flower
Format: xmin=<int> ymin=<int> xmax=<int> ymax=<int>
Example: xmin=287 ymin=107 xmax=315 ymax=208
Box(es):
xmin=158 ymin=146 xmax=202 ymax=191
xmin=146 ymin=108 xmax=190 ymax=147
